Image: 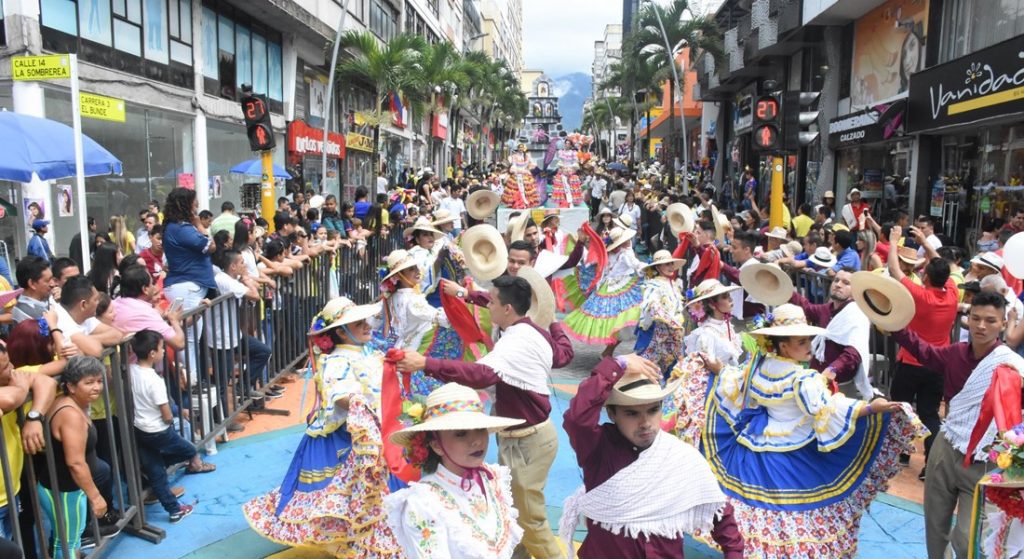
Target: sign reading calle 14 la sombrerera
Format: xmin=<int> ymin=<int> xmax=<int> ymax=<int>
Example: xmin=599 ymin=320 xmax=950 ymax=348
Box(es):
xmin=907 ymin=35 xmax=1024 ymax=132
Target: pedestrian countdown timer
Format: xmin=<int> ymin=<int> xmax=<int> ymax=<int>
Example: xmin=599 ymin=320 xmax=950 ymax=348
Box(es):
xmin=752 ymin=95 xmax=782 ymax=151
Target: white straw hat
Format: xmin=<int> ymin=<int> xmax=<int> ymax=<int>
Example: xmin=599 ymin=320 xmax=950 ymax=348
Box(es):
xmin=381 ymin=249 xmax=420 ymax=282
xmin=808 ymin=246 xmax=837 ymax=269
xmin=518 ymin=266 xmax=556 ymax=327
xmin=748 ymin=303 xmax=827 ymax=337
xmin=765 ymin=226 xmax=789 ymax=241
xmin=606 ymin=376 xmax=682 ymax=406
xmin=430 ymin=209 xmax=458 ymax=227
xmin=462 ymin=224 xmax=508 ymax=281
xmin=641 ymin=249 xmax=684 ymax=271
xmin=851 ymin=271 xmax=916 ymax=331
xmin=507 ymin=212 xmax=532 ymax=242
xmin=971 ymin=251 xmax=1004 ymax=273
xmin=739 ymin=263 xmax=795 ymax=307
xmin=605 ymin=227 xmax=636 ymax=252
xmin=403 ymin=216 xmax=444 ymax=239
xmin=666 ymin=203 xmax=695 ymax=236
xmin=390 ymin=383 xmax=524 ymax=447
xmin=466 ymin=189 xmax=500 ymax=219
xmin=686 ymin=279 xmax=741 ymax=307
xmin=309 ymin=297 xmax=382 ymax=335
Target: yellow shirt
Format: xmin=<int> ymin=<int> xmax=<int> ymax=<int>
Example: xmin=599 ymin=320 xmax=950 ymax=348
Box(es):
xmin=793 ymin=214 xmax=814 ymax=238
xmin=0 ymin=364 xmax=42 ymax=507
xmin=782 ymin=205 xmax=792 ymax=230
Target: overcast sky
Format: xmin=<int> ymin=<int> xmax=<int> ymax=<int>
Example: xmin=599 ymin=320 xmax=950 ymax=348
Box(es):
xmin=522 ymin=1 xmax=623 ymax=79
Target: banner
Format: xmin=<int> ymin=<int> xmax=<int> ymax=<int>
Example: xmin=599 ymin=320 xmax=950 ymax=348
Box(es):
xmin=851 ymin=0 xmax=928 ymax=107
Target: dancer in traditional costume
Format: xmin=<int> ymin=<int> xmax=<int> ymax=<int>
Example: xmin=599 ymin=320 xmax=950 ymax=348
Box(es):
xmin=244 ymin=297 xmax=404 ymax=558
xmin=385 ymin=383 xmax=524 ymax=559
xmin=633 ymin=250 xmax=687 ymax=375
xmin=690 ymin=304 xmax=926 ymax=558
xmin=425 ymin=210 xmax=468 ymax=308
xmin=563 ymin=227 xmax=645 ymax=357
xmin=540 ymin=212 xmax=581 ymax=313
xmin=561 ymin=353 xmax=744 ymax=558
xmin=501 ymin=138 xmax=539 ymax=209
xmin=549 ymin=135 xmax=585 ymax=208
xmin=405 ymin=217 xmax=445 ymax=300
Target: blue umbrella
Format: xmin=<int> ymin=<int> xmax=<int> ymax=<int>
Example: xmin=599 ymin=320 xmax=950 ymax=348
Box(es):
xmin=0 ymin=111 xmax=122 ymax=182
xmin=607 ymin=162 xmax=628 ymax=172
xmin=229 ymin=159 xmax=293 ymax=179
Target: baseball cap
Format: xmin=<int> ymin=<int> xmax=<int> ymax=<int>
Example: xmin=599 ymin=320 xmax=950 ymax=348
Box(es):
xmin=32 ymin=219 xmax=49 ymax=230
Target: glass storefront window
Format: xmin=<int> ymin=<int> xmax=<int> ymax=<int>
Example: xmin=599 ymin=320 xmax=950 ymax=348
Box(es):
xmin=80 ymin=0 xmax=113 ymax=46
xmin=939 ymin=0 xmax=1024 ymax=63
xmin=40 ymin=0 xmax=78 ymax=35
xmin=143 ymin=0 xmax=169 ymax=63
xmin=202 ymin=6 xmax=218 ymax=79
xmin=206 ymin=119 xmax=285 ymax=210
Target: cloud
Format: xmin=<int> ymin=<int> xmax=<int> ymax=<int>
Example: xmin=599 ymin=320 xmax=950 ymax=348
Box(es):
xmin=523 ymin=0 xmax=623 ymax=77
xmin=551 ymin=79 xmax=572 ymax=97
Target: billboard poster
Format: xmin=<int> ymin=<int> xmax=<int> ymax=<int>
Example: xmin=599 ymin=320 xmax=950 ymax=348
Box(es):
xmin=851 ymin=0 xmax=928 ymax=107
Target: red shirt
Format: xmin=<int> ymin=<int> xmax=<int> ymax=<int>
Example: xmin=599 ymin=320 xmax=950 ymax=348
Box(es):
xmin=896 ymin=277 xmax=959 ymax=368
xmin=139 ymin=248 xmax=165 ymax=278
xmin=875 ymin=241 xmax=891 ymax=264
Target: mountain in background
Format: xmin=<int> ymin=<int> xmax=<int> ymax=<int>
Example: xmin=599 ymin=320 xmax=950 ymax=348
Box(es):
xmin=552 ymin=72 xmax=591 ymax=132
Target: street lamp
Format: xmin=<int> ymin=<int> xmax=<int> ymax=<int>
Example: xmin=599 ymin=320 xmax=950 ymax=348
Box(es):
xmin=647 ymin=0 xmax=689 ymax=187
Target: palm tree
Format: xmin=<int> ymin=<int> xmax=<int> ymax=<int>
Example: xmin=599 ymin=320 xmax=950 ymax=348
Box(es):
xmin=632 ymin=0 xmax=722 ymax=185
xmin=335 ymin=31 xmax=427 ymax=175
xmin=601 ymin=36 xmax=661 ymax=164
xmin=416 ymin=41 xmax=471 ymax=171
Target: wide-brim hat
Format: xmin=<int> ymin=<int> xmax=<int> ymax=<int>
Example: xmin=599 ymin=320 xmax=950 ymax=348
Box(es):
xmin=606 ymin=227 xmax=636 ymax=252
xmin=642 ymin=249 xmax=684 ymax=271
xmin=739 ymin=263 xmax=794 ymax=307
xmin=851 ymin=271 xmax=916 ymax=331
xmin=382 ymin=249 xmax=420 ymax=282
xmin=1005 ymin=233 xmax=1024 ymax=279
xmin=711 ymin=205 xmax=728 ymax=242
xmin=765 ymin=226 xmax=789 ymax=241
xmin=518 ymin=266 xmax=556 ymax=327
xmin=390 ymin=383 xmax=524 ymax=447
xmin=507 ymin=212 xmax=532 ymax=242
xmin=430 ymin=209 xmax=459 ymax=227
xmin=308 ymin=195 xmax=325 ymax=209
xmin=847 ymin=188 xmax=862 ymax=200
xmin=467 ymin=189 xmax=500 ymax=219
xmin=666 ymin=203 xmax=695 ymax=236
xmin=823 ymin=191 xmax=836 ymax=199
xmin=309 ymin=297 xmax=383 ymax=335
xmin=606 ymin=376 xmax=682 ymax=406
xmin=749 ymin=303 xmax=828 ymax=337
xmin=808 ymin=247 xmax=837 ymax=269
xmin=596 ymin=206 xmax=616 ymax=218
xmin=614 ymin=213 xmax=634 ymax=230
xmin=781 ymin=241 xmax=803 ymax=258
xmin=533 ymin=249 xmax=569 ymax=278
xmin=462 ymin=224 xmax=508 ymax=281
xmin=972 ymin=251 xmax=1004 ymax=273
xmin=686 ymin=279 xmax=740 ymax=307
xmin=403 ymin=217 xmax=444 ymax=239
xmin=0 ymin=288 xmax=23 ymax=309
xmin=896 ymin=246 xmax=925 ymax=267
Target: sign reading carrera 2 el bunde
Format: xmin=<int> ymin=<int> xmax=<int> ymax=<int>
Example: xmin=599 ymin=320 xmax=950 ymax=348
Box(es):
xmin=907 ymin=35 xmax=1024 ymax=132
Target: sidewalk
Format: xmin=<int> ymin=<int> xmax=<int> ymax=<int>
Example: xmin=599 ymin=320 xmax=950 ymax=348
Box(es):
xmin=105 ymin=378 xmax=928 ymax=558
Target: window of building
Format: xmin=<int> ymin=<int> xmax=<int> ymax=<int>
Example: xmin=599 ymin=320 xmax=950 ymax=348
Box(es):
xmin=200 ymin=3 xmax=283 ymax=110
xmin=202 ymin=6 xmax=218 ymax=79
xmin=428 ymin=0 xmax=439 ymax=17
xmin=369 ymin=0 xmax=397 ymax=41
xmin=839 ymin=23 xmax=853 ymax=100
xmin=169 ymin=0 xmax=191 ymax=65
xmin=0 ymin=0 xmax=5 ymax=45
xmin=347 ymin=0 xmax=366 ymax=23
xmin=939 ymin=0 xmax=1024 ymax=63
xmin=143 ymin=0 xmax=169 ymax=64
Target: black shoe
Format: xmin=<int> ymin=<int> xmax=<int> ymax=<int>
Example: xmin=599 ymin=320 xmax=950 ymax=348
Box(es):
xmin=267 ymin=385 xmax=284 ymax=395
xmin=919 ymin=466 xmax=927 ymax=481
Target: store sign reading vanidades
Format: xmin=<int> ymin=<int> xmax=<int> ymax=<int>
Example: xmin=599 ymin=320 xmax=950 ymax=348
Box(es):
xmin=907 ymin=35 xmax=1024 ymax=132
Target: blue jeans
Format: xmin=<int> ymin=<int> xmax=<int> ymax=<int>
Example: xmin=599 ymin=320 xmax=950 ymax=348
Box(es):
xmin=164 ymin=281 xmax=208 ymax=384
xmin=135 ymin=426 xmax=197 ymax=513
xmin=0 ymin=496 xmax=16 ymax=540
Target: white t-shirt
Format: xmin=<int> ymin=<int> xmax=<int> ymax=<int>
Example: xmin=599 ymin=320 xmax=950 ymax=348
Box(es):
xmin=918 ymin=233 xmax=943 ymax=257
xmin=130 ymin=363 xmax=169 ymax=433
xmin=376 ymin=176 xmax=388 ymax=196
xmin=444 ymin=198 xmax=466 ymax=229
xmin=591 ymin=177 xmax=607 ymax=198
xmin=54 ymin=303 xmax=99 ymax=346
xmin=619 ymin=203 xmax=641 ymax=231
xmin=242 ymin=248 xmax=259 ymax=279
xmin=204 ymin=270 xmax=249 ymax=349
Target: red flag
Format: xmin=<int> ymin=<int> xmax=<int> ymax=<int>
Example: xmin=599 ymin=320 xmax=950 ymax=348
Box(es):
xmin=381 ymin=349 xmax=420 ymax=483
xmin=581 ymin=222 xmax=607 ymax=293
xmin=964 ymin=364 xmax=1022 ymax=467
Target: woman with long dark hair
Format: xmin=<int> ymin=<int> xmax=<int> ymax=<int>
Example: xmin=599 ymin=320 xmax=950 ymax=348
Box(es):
xmin=87 ymin=242 xmax=119 ymax=295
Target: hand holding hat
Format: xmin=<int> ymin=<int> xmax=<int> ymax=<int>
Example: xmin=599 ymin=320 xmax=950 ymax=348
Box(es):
xmin=617 ymin=354 xmax=661 ymax=385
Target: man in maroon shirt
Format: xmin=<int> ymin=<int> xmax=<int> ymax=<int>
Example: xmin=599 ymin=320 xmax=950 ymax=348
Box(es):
xmin=563 ymin=354 xmax=745 ymax=558
xmin=789 ymin=267 xmax=872 ymax=398
xmin=397 ymin=274 xmax=573 ymax=559
xmin=887 ymin=226 xmax=958 ymax=477
xmin=441 ymin=239 xmax=584 ymax=305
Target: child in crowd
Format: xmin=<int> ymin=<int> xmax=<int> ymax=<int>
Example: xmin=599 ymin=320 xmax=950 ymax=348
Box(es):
xmin=130 ymin=330 xmax=216 ymax=523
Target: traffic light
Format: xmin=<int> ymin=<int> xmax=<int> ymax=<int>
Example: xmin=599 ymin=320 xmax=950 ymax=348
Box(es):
xmin=240 ymin=88 xmax=276 ymax=152
xmin=782 ymin=92 xmax=820 ymax=150
xmin=752 ymin=94 xmax=782 ymax=152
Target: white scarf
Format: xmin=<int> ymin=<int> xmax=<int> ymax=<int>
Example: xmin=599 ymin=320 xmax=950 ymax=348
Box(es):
xmin=943 ymin=345 xmax=1024 ymax=461
xmin=477 ymin=322 xmax=552 ymax=395
xmin=558 ymin=432 xmax=725 ymax=550
xmin=812 ymin=300 xmax=874 ymax=400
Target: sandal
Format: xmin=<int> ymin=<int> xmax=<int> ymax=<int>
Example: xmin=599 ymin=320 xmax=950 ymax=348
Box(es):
xmin=185 ymin=461 xmax=217 ymax=474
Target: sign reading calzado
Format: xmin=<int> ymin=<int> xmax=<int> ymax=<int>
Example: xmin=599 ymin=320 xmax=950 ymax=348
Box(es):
xmin=11 ymin=55 xmax=71 ymax=81
xmin=907 ymin=35 xmax=1024 ymax=132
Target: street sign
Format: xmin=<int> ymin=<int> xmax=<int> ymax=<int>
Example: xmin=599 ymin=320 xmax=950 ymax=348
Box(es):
xmin=79 ymin=92 xmax=126 ymax=122
xmin=11 ymin=55 xmax=71 ymax=81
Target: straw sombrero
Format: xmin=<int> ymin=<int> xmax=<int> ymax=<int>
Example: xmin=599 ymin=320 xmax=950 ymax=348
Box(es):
xmin=461 ymin=225 xmax=508 ymax=281
xmin=467 ymin=189 xmax=500 ymax=219
xmin=851 ymin=271 xmax=916 ymax=331
xmin=614 ymin=213 xmax=634 ymax=230
xmin=309 ymin=297 xmax=383 ymax=335
xmin=381 ymin=249 xmax=420 ymax=282
xmin=896 ymin=246 xmax=925 ymax=267
xmin=781 ymin=241 xmax=803 ymax=258
xmin=606 ymin=375 xmax=682 ymax=406
xmin=641 ymin=249 xmax=684 ymax=271
xmin=540 ymin=211 xmax=561 ymax=227
xmin=606 ymin=227 xmax=636 ymax=252
xmin=739 ymin=263 xmax=794 ymax=307
xmin=765 ymin=226 xmax=789 ymax=241
xmin=666 ymin=203 xmax=695 ymax=236
xmin=518 ymin=266 xmax=556 ymax=327
xmin=711 ymin=205 xmax=729 ymax=242
xmin=749 ymin=304 xmax=827 ymax=337
xmin=686 ymin=279 xmax=740 ymax=307
xmin=507 ymin=212 xmax=532 ymax=242
xmin=1005 ymin=232 xmax=1024 ymax=279
xmin=430 ymin=209 xmax=458 ymax=227
xmin=390 ymin=383 xmax=524 ymax=447
xmin=808 ymin=247 xmax=836 ymax=269
xmin=403 ymin=217 xmax=443 ymax=239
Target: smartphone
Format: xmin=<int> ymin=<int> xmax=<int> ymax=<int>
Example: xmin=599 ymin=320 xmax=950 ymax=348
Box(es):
xmin=170 ymin=297 xmax=184 ymax=313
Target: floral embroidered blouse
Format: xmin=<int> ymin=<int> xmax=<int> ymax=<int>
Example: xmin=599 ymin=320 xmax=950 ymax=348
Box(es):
xmin=384 ymin=464 xmax=522 ymax=559
xmin=385 ymin=288 xmax=451 ymax=350
xmin=307 ymin=344 xmax=385 ymax=438
xmin=714 ymin=355 xmax=867 ymax=453
xmin=684 ymin=317 xmax=743 ymax=366
xmin=638 ymin=276 xmax=686 ymax=331
xmin=600 ymin=250 xmax=645 ymax=292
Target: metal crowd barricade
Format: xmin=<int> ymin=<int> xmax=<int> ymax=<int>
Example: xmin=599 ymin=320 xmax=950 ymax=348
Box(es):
xmin=334 ymin=228 xmax=405 ymax=305
xmin=0 ymin=340 xmax=164 ymax=559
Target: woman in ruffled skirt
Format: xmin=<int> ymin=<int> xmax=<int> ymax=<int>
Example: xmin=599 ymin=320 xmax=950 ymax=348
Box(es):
xmin=633 ymin=250 xmax=687 ymax=376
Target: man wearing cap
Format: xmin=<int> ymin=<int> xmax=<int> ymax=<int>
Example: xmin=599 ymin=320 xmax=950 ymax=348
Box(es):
xmin=789 ymin=268 xmax=874 ymax=399
xmin=27 ymin=219 xmax=54 ymax=263
xmin=396 ymin=275 xmax=573 ymax=559
xmin=887 ymin=226 xmax=959 ymax=478
xmin=968 ymin=251 xmax=1003 ymax=283
xmin=560 ymin=354 xmax=744 ymax=558
xmin=885 ymin=291 xmax=1022 ymax=558
xmin=840 ymin=188 xmax=869 ymax=231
